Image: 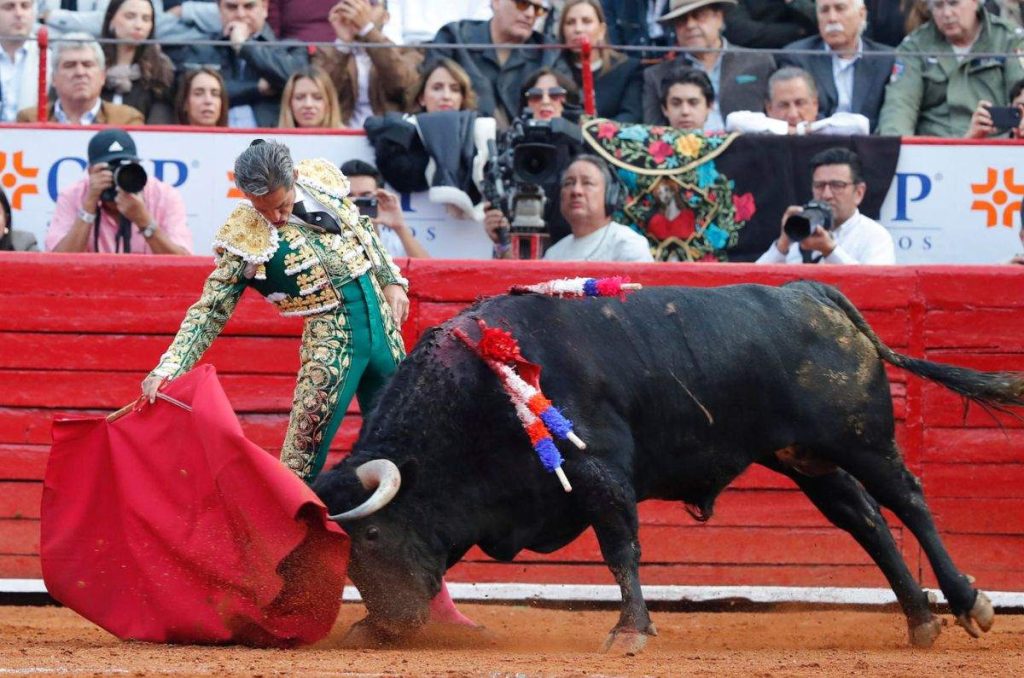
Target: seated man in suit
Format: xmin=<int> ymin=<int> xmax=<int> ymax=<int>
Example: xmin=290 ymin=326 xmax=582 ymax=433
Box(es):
xmin=778 ymin=0 xmax=894 ymax=131
xmin=726 ymin=66 xmax=870 ymax=135
xmin=16 ymin=32 xmax=143 ymax=124
xmin=642 ymin=0 xmax=775 ymax=130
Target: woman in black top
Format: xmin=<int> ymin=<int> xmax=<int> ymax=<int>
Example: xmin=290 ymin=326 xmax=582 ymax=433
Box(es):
xmin=100 ymin=0 xmax=175 ymax=124
xmin=555 ymin=0 xmax=643 ymax=123
xmin=0 ymin=187 xmax=38 ymax=252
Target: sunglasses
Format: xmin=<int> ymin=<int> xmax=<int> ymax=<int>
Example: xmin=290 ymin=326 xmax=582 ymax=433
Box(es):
xmin=512 ymin=0 xmax=549 ymax=17
xmin=526 ymin=86 xmax=567 ymax=103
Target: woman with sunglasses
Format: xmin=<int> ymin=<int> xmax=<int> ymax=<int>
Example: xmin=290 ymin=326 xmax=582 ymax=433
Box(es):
xmin=555 ymin=0 xmax=643 ymax=122
xmin=521 ymin=67 xmax=580 ymax=121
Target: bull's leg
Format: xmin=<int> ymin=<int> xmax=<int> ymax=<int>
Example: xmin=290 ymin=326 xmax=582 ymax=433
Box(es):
xmin=760 ymin=459 xmax=940 ymax=647
xmin=569 ymin=455 xmax=655 ymax=655
xmin=842 ymin=445 xmax=993 ymax=640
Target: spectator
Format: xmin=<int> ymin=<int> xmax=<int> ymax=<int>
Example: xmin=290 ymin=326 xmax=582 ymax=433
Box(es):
xmin=0 ymin=0 xmax=45 ymax=122
xmin=17 ymin=33 xmax=143 ymax=123
xmin=160 ymin=0 xmax=310 ymax=128
xmin=340 ymin=159 xmax=430 ymax=258
xmin=0 ymin=185 xmax=39 ymax=251
xmin=38 ymin=0 xmax=169 ymax=36
xmin=864 ymin=0 xmax=910 ymax=46
xmin=642 ymin=0 xmax=775 ymax=129
xmin=756 ymin=147 xmax=894 ymax=264
xmin=724 ymin=0 xmax=817 ymax=49
xmin=659 ymin=66 xmax=714 ymax=130
xmin=726 ymin=66 xmax=870 ymax=134
xmin=46 ymin=128 xmax=192 ymax=254
xmin=267 ymin=0 xmax=401 ymax=44
xmin=966 ymin=77 xmax=1024 ymax=137
xmin=878 ymin=0 xmax=1024 ymax=137
xmin=604 ymin=0 xmax=677 ymax=60
xmin=522 ymin=65 xmax=578 ymax=121
xmin=554 ymin=0 xmax=643 ymax=122
xmin=407 ymin=57 xmax=478 ymax=112
xmin=544 ymin=155 xmax=654 ymax=261
xmin=175 ymin=66 xmax=228 ymax=126
xmin=778 ymin=0 xmax=895 ymax=132
xmin=277 ymin=67 xmax=344 ymax=128
xmin=315 ymin=0 xmax=421 ymax=128
xmin=428 ymin=0 xmax=568 ymax=128
xmin=100 ymin=0 xmax=175 ymax=124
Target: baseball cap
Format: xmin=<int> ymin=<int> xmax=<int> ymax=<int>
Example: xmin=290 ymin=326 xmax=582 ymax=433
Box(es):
xmin=87 ymin=129 xmax=140 ymax=166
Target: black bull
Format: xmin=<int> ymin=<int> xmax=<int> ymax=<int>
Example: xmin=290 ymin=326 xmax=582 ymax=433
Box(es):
xmin=314 ymin=281 xmax=1024 ymax=652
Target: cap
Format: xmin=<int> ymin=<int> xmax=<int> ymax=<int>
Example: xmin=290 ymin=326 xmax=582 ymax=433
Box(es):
xmin=87 ymin=129 xmax=139 ymax=166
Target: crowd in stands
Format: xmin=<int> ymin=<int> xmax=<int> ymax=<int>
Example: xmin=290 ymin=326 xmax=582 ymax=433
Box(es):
xmin=2 ymin=0 xmax=1024 ymax=261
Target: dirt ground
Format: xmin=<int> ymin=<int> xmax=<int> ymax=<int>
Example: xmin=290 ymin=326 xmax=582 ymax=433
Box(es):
xmin=1 ymin=603 xmax=1021 ymax=677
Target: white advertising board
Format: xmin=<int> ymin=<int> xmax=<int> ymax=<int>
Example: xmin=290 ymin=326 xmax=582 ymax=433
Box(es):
xmin=0 ymin=126 xmax=492 ymax=259
xmin=2 ymin=127 xmax=1020 ymax=263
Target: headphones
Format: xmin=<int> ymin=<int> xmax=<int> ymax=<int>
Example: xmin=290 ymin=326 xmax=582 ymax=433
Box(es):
xmin=572 ymin=155 xmax=624 ymax=217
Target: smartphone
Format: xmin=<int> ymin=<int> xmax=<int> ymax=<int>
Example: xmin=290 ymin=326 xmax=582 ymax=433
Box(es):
xmin=352 ymin=196 xmax=378 ymax=218
xmin=988 ymin=106 xmax=1022 ymax=132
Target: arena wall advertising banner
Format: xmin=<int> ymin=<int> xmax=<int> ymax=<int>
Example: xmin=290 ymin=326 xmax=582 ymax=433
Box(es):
xmin=1 ymin=126 xmax=1020 ymax=263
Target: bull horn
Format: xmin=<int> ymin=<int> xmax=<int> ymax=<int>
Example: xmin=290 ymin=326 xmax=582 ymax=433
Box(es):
xmin=327 ymin=459 xmax=402 ymax=522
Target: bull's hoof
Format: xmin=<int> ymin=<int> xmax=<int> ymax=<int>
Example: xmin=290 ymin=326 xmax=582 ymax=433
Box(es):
xmin=600 ymin=626 xmax=654 ymax=656
xmin=908 ymin=616 xmax=942 ymax=648
xmin=340 ymin=618 xmax=395 ymax=648
xmin=955 ymin=590 xmax=994 ymax=639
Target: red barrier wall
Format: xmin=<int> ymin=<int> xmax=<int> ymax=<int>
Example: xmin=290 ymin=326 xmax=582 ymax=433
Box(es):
xmin=2 ymin=253 xmax=1022 ymax=592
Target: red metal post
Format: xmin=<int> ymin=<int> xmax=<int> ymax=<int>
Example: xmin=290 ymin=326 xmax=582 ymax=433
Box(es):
xmin=37 ymin=26 xmax=48 ymax=122
xmin=580 ymin=37 xmax=596 ymax=117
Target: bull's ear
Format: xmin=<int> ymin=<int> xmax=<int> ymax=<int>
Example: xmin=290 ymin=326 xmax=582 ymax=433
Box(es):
xmin=396 ymin=457 xmax=418 ymax=496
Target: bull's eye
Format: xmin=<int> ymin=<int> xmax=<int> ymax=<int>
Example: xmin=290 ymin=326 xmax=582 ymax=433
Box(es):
xmin=365 ymin=526 xmax=380 ymax=542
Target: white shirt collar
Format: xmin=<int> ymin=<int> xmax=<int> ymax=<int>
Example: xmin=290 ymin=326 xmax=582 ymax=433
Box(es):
xmin=54 ymin=97 xmax=102 ymax=124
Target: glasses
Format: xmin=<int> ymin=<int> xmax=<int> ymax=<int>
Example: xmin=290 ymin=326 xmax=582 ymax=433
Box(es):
xmin=526 ymin=86 xmax=567 ymax=103
xmin=512 ymin=0 xmax=549 ymax=17
xmin=812 ymin=180 xmax=856 ymax=192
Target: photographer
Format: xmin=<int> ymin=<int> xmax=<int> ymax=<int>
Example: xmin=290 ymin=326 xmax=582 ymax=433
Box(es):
xmin=756 ymin=147 xmax=894 ymax=265
xmin=340 ymin=159 xmax=429 ymax=259
xmin=46 ymin=129 xmax=192 ymax=254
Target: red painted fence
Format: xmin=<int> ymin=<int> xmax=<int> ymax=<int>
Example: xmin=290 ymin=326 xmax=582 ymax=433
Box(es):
xmin=2 ymin=253 xmax=1022 ymax=592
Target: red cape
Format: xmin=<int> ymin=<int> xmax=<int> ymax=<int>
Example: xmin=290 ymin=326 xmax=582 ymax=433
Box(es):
xmin=41 ymin=365 xmax=349 ymax=647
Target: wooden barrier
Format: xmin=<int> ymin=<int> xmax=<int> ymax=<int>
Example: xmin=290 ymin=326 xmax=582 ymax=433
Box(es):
xmin=1 ymin=252 xmax=1022 ymax=593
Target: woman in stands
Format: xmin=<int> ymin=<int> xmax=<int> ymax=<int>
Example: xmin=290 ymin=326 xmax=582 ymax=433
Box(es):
xmin=0 ymin=187 xmax=38 ymax=252
xmin=175 ymin=67 xmax=229 ymax=127
xmin=278 ymin=68 xmax=345 ymax=129
xmin=100 ymin=0 xmax=175 ymax=124
xmin=555 ymin=0 xmax=643 ymax=122
xmin=406 ymin=58 xmax=478 ymax=113
xmin=521 ymin=67 xmax=580 ymax=122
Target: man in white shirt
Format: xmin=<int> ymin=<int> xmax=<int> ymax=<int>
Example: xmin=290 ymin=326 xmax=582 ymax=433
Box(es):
xmin=0 ymin=0 xmax=40 ymax=122
xmin=757 ymin=147 xmax=895 ymax=265
xmin=726 ymin=66 xmax=870 ymax=136
xmin=544 ymin=156 xmax=654 ymax=263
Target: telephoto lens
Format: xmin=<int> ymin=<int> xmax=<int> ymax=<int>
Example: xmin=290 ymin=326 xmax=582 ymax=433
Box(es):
xmin=783 ymin=201 xmax=833 ymax=241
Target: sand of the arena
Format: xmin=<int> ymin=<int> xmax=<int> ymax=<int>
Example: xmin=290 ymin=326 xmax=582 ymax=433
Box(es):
xmin=1 ymin=602 xmax=1021 ymax=676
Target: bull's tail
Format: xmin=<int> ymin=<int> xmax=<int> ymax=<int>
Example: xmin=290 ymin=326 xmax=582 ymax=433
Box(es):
xmin=801 ymin=281 xmax=1024 ymax=409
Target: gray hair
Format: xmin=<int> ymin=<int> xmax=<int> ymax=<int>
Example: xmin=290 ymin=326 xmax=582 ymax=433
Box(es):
xmin=233 ymin=139 xmax=295 ymax=196
xmin=53 ymin=32 xmax=105 ymax=71
xmin=767 ymin=66 xmax=819 ymax=103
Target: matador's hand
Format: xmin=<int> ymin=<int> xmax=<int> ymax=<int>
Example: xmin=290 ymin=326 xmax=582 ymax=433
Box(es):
xmin=383 ymin=284 xmax=409 ymax=326
xmin=142 ymin=374 xmax=169 ymax=404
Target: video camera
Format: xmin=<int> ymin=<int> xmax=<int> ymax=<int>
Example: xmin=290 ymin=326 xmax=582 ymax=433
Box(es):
xmin=101 ymin=158 xmax=148 ymax=202
xmin=482 ymin=115 xmax=583 ymax=257
xmin=783 ymin=200 xmax=834 ymax=242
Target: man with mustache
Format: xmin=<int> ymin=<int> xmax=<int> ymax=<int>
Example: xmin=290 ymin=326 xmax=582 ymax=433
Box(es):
xmin=878 ymin=0 xmax=1024 ymax=137
xmin=778 ymin=0 xmax=894 ymax=132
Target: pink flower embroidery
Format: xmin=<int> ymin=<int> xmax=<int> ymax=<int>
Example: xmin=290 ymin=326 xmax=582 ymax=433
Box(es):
xmin=647 ymin=140 xmax=673 ymax=165
xmin=597 ymin=121 xmax=619 ymax=140
xmin=732 ymin=192 xmax=756 ymax=222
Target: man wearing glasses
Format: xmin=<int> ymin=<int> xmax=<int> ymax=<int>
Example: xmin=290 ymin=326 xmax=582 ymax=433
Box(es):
xmin=428 ymin=0 xmax=568 ymax=128
xmin=756 ymin=147 xmax=895 ymax=265
xmin=878 ymin=0 xmax=1024 ymax=137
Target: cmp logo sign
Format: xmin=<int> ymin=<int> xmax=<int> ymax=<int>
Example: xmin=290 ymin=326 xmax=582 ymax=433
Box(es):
xmin=0 ymin=151 xmax=40 ymax=209
xmin=971 ymin=168 xmax=1024 ymax=228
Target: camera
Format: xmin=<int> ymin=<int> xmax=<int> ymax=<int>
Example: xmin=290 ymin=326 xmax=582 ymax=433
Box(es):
xmin=482 ymin=115 xmax=584 ymax=240
xmin=783 ymin=200 xmax=834 ymax=242
xmin=352 ymin=196 xmax=378 ymax=219
xmin=101 ymin=159 xmax=148 ymax=202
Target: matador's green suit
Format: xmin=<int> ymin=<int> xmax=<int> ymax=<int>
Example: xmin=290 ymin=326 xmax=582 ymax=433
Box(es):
xmin=149 ymin=158 xmax=407 ymax=482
